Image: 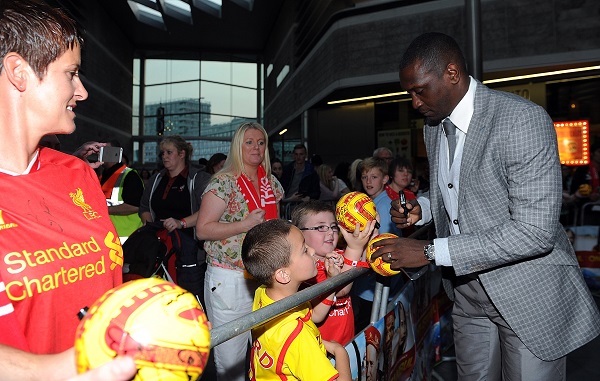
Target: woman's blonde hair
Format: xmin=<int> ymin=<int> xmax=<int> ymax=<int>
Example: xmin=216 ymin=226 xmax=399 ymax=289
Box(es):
xmin=317 ymin=164 xmax=335 ymax=191
xmin=220 ymin=122 xmax=271 ymax=177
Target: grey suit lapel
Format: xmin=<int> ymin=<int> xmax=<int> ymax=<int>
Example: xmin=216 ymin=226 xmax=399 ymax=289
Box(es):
xmin=424 ymin=123 xmax=449 ymax=234
xmin=458 ymin=82 xmax=494 ymax=208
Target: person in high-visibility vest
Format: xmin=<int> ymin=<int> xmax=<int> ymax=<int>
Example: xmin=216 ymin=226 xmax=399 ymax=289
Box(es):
xmin=99 ymin=140 xmax=144 ymax=243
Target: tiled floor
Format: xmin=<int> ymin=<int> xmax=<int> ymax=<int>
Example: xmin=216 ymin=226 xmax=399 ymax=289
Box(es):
xmin=433 ymin=294 xmax=600 ymax=381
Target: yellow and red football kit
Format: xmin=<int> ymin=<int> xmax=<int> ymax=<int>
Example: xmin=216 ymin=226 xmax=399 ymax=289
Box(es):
xmin=250 ymin=285 xmax=339 ymax=381
xmin=0 ymin=148 xmax=123 ymax=354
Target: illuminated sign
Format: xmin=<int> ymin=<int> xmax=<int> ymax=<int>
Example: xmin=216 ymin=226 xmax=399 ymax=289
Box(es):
xmin=554 ymin=120 xmax=589 ymax=165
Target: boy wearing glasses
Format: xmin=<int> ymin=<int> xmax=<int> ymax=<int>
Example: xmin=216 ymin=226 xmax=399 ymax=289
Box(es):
xmin=291 ymin=201 xmax=376 ymax=344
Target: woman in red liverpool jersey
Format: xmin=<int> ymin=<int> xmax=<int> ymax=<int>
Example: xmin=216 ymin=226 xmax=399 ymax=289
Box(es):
xmin=0 ymin=0 xmax=136 ymax=379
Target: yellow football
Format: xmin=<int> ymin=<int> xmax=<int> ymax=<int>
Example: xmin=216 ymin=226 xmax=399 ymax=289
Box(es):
xmin=75 ymin=278 xmax=210 ymax=381
xmin=366 ymin=233 xmax=401 ymax=276
xmin=335 ymin=191 xmax=377 ymax=232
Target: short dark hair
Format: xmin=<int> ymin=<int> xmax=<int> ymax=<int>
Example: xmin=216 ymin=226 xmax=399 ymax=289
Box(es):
xmin=242 ymin=219 xmax=293 ymax=287
xmin=293 ymin=144 xmax=307 ymax=152
xmin=0 ymin=0 xmax=83 ymax=78
xmin=207 ymin=152 xmax=227 ymax=174
xmin=291 ymin=200 xmax=335 ymax=229
xmin=399 ymin=32 xmax=468 ymax=78
xmin=388 ymin=156 xmax=413 ymax=178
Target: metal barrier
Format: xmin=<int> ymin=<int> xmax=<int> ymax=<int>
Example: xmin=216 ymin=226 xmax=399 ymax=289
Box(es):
xmin=210 ymin=222 xmax=434 ymax=348
xmin=210 ymin=266 xmax=370 ymax=347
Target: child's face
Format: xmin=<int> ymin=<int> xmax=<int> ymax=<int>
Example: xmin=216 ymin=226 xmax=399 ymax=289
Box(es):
xmin=288 ymin=226 xmax=318 ymax=282
xmin=361 ymin=168 xmax=389 ymax=198
xmin=300 ymin=211 xmax=339 ymax=258
xmin=392 ymin=166 xmax=413 ymax=190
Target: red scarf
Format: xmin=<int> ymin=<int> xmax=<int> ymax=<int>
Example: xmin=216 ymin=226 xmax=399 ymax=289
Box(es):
xmin=237 ymin=165 xmax=278 ymax=220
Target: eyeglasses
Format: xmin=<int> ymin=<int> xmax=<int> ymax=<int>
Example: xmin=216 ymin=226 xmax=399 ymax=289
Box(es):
xmin=300 ymin=224 xmax=340 ymax=233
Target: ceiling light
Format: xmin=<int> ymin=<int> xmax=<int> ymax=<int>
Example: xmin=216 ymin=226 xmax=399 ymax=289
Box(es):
xmin=279 ymin=128 xmax=288 ymax=135
xmin=159 ymin=0 xmax=193 ymax=24
xmin=128 ymin=0 xmax=166 ymax=30
xmin=483 ymin=65 xmax=600 ymax=85
xmin=327 ymin=65 xmax=600 ymax=105
xmin=328 ymin=92 xmax=406 ymax=105
xmin=193 ymin=0 xmax=222 ymax=18
xmin=276 ymin=65 xmax=289 ymax=87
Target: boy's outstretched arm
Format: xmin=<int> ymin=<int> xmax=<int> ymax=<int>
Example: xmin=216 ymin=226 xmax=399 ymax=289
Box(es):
xmin=335 ymin=219 xmax=377 ymax=296
xmin=323 ymin=340 xmax=351 ymax=381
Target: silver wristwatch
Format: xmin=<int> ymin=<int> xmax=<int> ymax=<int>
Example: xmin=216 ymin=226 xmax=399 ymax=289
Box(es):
xmin=424 ymin=241 xmax=435 ymax=262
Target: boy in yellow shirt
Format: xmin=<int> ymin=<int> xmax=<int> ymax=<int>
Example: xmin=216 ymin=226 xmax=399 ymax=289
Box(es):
xmin=242 ymin=219 xmax=351 ymax=381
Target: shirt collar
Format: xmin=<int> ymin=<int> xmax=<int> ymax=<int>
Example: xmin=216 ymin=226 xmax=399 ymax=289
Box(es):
xmin=172 ymin=165 xmax=189 ymax=179
xmin=447 ymin=76 xmax=476 ymax=134
xmin=0 ymin=149 xmax=39 ymax=176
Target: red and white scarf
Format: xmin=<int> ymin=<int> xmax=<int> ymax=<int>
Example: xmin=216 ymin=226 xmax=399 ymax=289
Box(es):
xmin=237 ymin=165 xmax=278 ymax=220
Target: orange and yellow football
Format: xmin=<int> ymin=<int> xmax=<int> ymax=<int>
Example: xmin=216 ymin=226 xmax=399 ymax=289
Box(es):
xmin=335 ymin=191 xmax=377 ymax=232
xmin=75 ymin=278 xmax=210 ymax=381
xmin=366 ymin=233 xmax=401 ymax=276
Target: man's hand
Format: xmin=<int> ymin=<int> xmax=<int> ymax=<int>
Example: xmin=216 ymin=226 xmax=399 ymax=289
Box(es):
xmin=73 ymin=142 xmax=106 ymax=169
xmin=390 ymin=198 xmax=421 ymax=229
xmin=369 ymin=237 xmax=430 ymax=269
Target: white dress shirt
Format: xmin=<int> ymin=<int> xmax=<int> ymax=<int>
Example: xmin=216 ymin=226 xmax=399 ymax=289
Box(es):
xmin=434 ymin=76 xmax=476 ymax=267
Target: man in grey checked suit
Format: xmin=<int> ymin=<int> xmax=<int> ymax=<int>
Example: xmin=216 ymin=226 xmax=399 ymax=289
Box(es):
xmin=371 ymin=32 xmax=600 ymax=380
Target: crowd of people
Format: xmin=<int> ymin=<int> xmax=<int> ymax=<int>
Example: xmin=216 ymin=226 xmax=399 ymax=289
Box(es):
xmin=1 ymin=1 xmax=598 ymax=381
xmin=560 ymin=140 xmax=600 ymax=226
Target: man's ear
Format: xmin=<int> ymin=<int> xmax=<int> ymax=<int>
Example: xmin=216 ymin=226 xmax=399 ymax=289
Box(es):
xmin=2 ymin=52 xmax=29 ymax=91
xmin=446 ymin=63 xmax=460 ymax=84
xmin=274 ymin=268 xmax=291 ymax=284
xmin=383 ymin=175 xmax=390 ymax=185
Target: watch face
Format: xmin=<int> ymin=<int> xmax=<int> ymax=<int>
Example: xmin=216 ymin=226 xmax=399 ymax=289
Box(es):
xmin=425 ymin=244 xmax=435 ymax=261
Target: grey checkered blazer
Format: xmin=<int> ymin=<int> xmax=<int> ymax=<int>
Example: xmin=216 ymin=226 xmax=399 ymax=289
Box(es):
xmin=425 ymin=80 xmax=600 ymax=361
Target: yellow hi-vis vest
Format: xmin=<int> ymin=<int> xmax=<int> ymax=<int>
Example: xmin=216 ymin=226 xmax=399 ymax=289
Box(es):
xmin=105 ymin=166 xmax=143 ymax=243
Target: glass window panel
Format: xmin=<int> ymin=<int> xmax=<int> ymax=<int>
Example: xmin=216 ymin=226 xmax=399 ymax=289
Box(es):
xmin=132 ymin=115 xmax=139 ymax=136
xmin=202 ymin=114 xmax=238 ymax=138
xmin=189 ymin=139 xmax=232 ymax=162
xmin=145 ymin=81 xmax=200 ymax=105
xmin=143 ymin=115 xmax=159 ymax=136
xmin=132 ymin=85 xmax=140 ymax=117
xmin=145 ymin=59 xmax=200 ymax=85
xmin=201 ymin=61 xmax=231 ymax=84
xmin=135 ymin=57 xmax=262 ymax=149
xmin=231 ymin=86 xmax=257 ymax=118
xmin=232 ymin=62 xmax=257 ymax=88
xmin=201 ymin=81 xmax=232 ymax=116
xmin=142 ymin=141 xmax=159 ymax=164
xmin=133 ymin=59 xmax=141 ymax=86
xmin=143 ymin=112 xmax=202 ymax=137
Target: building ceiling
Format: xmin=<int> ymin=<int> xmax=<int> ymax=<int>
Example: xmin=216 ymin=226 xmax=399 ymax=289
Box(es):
xmin=98 ymin=0 xmax=286 ymax=58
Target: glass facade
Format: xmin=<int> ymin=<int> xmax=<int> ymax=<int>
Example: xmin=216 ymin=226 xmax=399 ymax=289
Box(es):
xmin=132 ymin=58 xmax=259 ymax=167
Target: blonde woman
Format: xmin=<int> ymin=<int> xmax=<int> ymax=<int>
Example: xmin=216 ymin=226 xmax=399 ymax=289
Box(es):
xmin=196 ymin=122 xmax=284 ymax=381
xmin=317 ymin=164 xmax=349 ymax=202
